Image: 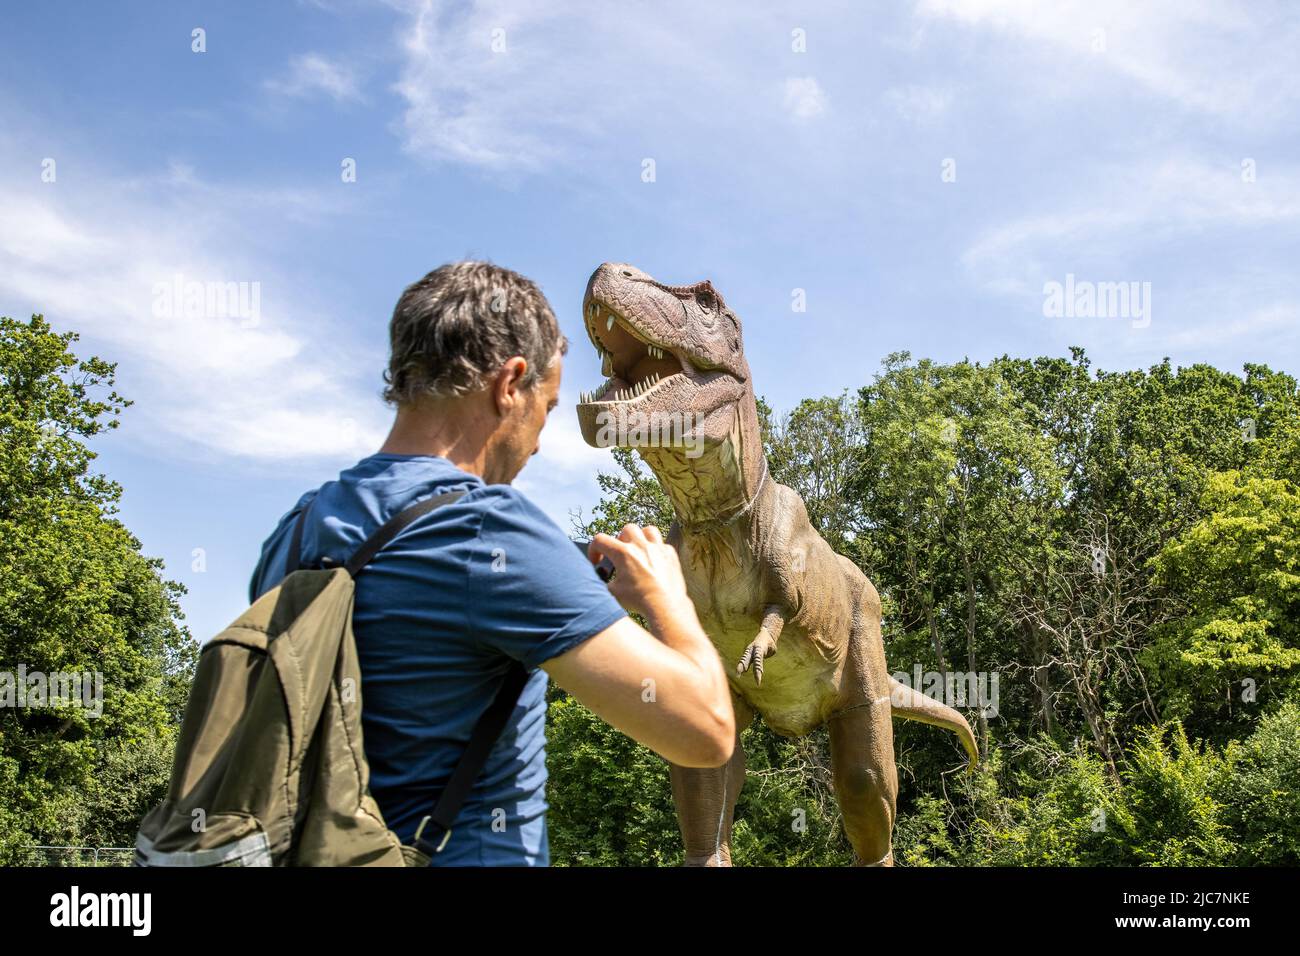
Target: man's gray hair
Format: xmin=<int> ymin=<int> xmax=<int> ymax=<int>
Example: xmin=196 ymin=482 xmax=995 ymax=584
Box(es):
xmin=383 ymin=261 xmax=568 ymax=405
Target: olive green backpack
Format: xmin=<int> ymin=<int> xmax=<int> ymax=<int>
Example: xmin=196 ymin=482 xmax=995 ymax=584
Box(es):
xmin=134 ymin=491 xmax=527 ymax=867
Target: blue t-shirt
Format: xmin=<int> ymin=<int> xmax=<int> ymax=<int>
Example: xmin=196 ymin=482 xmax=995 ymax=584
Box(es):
xmin=248 ymin=454 xmax=626 ymax=866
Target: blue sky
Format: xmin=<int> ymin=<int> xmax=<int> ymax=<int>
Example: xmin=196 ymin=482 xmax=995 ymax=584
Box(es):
xmin=2 ymin=0 xmax=1297 ymax=641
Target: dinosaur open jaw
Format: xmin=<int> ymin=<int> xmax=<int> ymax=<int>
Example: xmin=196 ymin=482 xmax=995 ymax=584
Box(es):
xmin=577 ymin=298 xmax=698 ymax=407
xmin=576 ymin=296 xmax=746 ymax=453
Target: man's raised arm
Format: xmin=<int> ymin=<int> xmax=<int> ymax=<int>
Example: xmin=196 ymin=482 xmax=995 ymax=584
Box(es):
xmin=541 ymin=524 xmax=735 ymax=768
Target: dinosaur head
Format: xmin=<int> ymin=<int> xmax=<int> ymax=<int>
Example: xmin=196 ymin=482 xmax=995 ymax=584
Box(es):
xmin=576 ymin=263 xmax=751 ymax=453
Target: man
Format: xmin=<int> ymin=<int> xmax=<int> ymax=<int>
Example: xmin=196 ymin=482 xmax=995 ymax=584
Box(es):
xmin=249 ymin=261 xmax=734 ymax=866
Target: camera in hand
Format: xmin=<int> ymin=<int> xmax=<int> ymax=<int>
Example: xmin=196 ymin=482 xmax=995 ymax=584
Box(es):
xmin=574 ymin=541 xmax=616 ymax=582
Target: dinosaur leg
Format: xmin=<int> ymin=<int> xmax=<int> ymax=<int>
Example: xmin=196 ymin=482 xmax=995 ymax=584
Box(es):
xmin=828 ymin=591 xmax=899 ymax=866
xmin=669 ymin=690 xmax=753 ymax=866
xmin=828 ymin=697 xmax=898 ymax=865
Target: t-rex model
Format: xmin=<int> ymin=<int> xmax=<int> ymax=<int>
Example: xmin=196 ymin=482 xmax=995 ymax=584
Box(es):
xmin=576 ymin=262 xmax=979 ymax=866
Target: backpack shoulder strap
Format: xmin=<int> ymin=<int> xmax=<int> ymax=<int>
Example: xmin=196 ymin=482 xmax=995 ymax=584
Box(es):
xmin=288 ymin=489 xmax=467 ymax=576
xmin=344 ymin=490 xmax=466 ymax=577
xmin=286 ymin=497 xmax=315 ymax=573
xmin=413 ymin=660 xmax=530 ymax=857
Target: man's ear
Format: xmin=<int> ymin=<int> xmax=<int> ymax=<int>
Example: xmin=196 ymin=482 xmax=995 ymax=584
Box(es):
xmin=490 ymin=357 xmax=530 ymax=417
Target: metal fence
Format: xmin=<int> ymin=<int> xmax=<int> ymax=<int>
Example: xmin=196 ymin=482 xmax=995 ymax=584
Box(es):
xmin=17 ymin=845 xmax=133 ymax=867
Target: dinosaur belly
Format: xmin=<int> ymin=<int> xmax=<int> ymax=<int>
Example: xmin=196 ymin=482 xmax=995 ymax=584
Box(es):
xmin=701 ymin=613 xmax=838 ymax=738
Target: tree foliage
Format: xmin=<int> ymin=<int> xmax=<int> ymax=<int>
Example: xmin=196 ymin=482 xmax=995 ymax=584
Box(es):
xmin=0 ymin=315 xmax=196 ymax=863
xmin=549 ymin=347 xmax=1300 ymax=865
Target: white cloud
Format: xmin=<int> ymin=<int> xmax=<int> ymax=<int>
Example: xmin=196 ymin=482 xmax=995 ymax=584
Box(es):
xmin=884 ymin=84 xmax=951 ymax=123
xmin=782 ymin=77 xmax=828 ymax=120
xmin=387 ymin=0 xmax=845 ymax=172
xmin=265 ymin=53 xmax=363 ymax=103
xmin=913 ymin=0 xmax=1300 ymax=121
xmin=391 ymin=1 xmax=566 ymax=171
xmin=959 ymin=155 xmax=1300 ymax=364
xmin=0 ymin=166 xmax=386 ymax=463
xmin=962 ymin=157 xmax=1300 ymax=292
xmin=1159 ymin=302 xmax=1299 ymax=350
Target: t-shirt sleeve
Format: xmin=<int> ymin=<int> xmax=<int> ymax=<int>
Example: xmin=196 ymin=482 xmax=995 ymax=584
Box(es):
xmin=248 ymin=490 xmax=318 ymax=603
xmin=465 ymin=487 xmax=628 ymax=669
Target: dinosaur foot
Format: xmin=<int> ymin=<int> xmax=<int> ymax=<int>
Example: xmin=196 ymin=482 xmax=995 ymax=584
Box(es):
xmin=853 ymin=850 xmax=894 ymax=867
xmin=683 ymin=851 xmax=732 ymax=867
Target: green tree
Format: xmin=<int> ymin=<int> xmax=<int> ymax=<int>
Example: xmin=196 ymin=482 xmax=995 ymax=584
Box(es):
xmin=0 ymin=315 xmax=196 ymax=863
xmin=1122 ymin=722 xmax=1235 ymax=865
xmin=1216 ymin=699 xmax=1300 ymax=865
xmin=545 ymin=694 xmax=681 ymax=866
xmin=849 ymin=355 xmax=1064 ymax=781
xmin=1146 ymin=472 xmax=1300 ymax=737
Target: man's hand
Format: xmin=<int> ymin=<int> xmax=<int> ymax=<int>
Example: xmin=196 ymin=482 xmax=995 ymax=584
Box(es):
xmin=588 ymin=524 xmax=692 ymax=626
xmin=546 ymin=522 xmax=735 ymax=768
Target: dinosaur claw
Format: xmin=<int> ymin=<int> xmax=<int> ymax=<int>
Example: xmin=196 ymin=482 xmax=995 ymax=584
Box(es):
xmin=736 ymin=636 xmax=774 ymax=686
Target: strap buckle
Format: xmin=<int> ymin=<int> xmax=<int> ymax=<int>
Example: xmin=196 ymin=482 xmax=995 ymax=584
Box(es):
xmin=412 ymin=816 xmax=452 ymax=855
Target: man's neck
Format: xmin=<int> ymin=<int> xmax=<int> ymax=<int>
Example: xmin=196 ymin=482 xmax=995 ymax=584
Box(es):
xmin=378 ymin=401 xmax=491 ymax=479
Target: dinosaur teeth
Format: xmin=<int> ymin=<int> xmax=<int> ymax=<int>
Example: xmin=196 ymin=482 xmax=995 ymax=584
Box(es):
xmin=606 ymin=314 xmax=615 ymax=331
xmin=601 ymin=350 xmax=613 ymax=376
xmin=584 ymin=371 xmax=668 ymax=405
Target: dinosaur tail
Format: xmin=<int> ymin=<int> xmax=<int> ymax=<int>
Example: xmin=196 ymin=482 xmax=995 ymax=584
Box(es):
xmin=887 ymin=677 xmax=980 ymax=769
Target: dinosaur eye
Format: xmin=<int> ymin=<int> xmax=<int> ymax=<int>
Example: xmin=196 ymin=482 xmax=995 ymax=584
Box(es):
xmin=696 ymin=289 xmax=715 ymax=311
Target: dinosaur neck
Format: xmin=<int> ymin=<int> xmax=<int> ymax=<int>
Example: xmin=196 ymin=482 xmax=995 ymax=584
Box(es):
xmin=636 ymin=390 xmax=768 ymax=534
